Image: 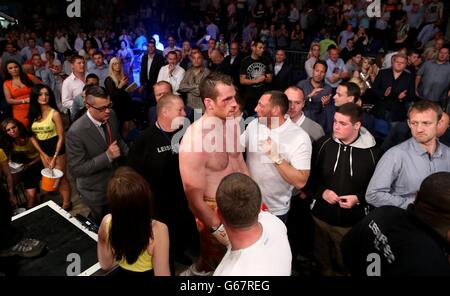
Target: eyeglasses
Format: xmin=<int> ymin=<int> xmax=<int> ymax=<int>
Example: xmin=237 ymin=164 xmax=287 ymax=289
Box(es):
xmin=86 ymin=102 xmax=113 ymax=112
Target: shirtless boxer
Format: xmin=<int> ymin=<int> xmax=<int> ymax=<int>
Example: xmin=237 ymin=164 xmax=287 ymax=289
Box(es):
xmin=179 ymin=72 xmax=249 ymax=275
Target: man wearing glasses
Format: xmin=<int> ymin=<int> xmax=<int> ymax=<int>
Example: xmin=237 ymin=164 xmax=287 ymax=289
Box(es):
xmin=66 ymin=86 xmax=129 ymax=224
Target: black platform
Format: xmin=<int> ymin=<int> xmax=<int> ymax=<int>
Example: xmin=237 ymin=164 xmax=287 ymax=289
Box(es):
xmin=10 ymin=201 xmax=100 ymax=276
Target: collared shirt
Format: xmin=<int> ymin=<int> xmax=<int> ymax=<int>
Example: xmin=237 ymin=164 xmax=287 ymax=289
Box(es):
xmin=366 ymin=137 xmax=450 ymax=209
xmin=296 ymin=78 xmax=332 ymax=127
xmin=242 ymin=116 xmax=312 ymax=215
xmin=325 ymin=58 xmax=346 ymax=88
xmin=417 ymin=60 xmax=450 ymax=103
xmin=19 ymin=46 xmax=44 ymax=61
xmin=163 ymin=46 xmax=181 ymax=57
xmin=292 ymin=113 xmax=325 ymax=142
xmin=86 ymin=111 xmax=111 ymax=164
xmin=294 ymin=113 xmax=306 ymax=126
xmin=146 ymin=54 xmax=154 ymax=79
xmin=86 ymin=110 xmax=103 ymax=131
xmin=156 ymin=64 xmax=185 ymax=95
xmin=178 ymin=66 xmax=211 ymax=110
xmin=61 ymin=72 xmax=86 ymax=110
xmin=274 ymin=62 xmax=283 ymax=76
xmin=54 ymin=36 xmax=71 ymax=53
xmin=88 ymin=65 xmax=109 ymax=87
xmin=35 ymin=67 xmax=55 ymax=90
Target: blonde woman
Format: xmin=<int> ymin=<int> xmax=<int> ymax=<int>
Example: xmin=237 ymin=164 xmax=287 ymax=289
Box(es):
xmin=305 ymin=43 xmax=320 ymax=78
xmin=104 ymin=57 xmax=132 ymax=138
xmin=357 ymin=57 xmax=378 ymax=89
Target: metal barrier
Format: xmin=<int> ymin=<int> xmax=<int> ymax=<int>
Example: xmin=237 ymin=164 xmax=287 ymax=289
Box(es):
xmin=284 ymin=50 xmax=309 ymax=70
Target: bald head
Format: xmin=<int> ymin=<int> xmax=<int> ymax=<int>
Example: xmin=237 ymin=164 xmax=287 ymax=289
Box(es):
xmin=285 ymin=86 xmax=305 ymax=121
xmin=415 ymin=172 xmax=450 ymax=241
xmin=156 ymin=94 xmax=183 ymax=116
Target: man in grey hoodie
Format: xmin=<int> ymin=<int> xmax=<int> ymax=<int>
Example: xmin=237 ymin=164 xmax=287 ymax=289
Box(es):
xmin=309 ymin=103 xmax=381 ymax=276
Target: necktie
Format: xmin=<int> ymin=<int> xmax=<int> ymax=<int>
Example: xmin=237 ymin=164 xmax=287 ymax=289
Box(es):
xmin=101 ymin=122 xmax=112 ymax=145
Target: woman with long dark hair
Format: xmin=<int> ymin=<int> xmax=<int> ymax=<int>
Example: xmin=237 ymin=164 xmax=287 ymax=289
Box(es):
xmin=97 ymin=167 xmax=170 ymax=276
xmin=2 ymin=60 xmax=41 ymax=128
xmin=28 ymin=84 xmax=71 ymax=210
xmin=1 ymin=118 xmax=42 ymax=208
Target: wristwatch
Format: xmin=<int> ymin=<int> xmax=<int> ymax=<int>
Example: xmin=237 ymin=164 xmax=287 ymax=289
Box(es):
xmin=273 ymin=156 xmax=283 ymax=165
xmin=210 ymin=224 xmax=221 ymax=233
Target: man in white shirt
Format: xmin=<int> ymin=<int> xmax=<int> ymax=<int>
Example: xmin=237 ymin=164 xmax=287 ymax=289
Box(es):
xmin=242 ymin=91 xmax=312 ymax=223
xmin=157 ymin=51 xmax=185 ymax=95
xmin=163 ymin=36 xmax=181 ymax=57
xmin=54 ymin=30 xmax=72 ymax=56
xmin=61 ymin=54 xmax=86 ymax=113
xmin=213 ymin=173 xmax=292 ymax=276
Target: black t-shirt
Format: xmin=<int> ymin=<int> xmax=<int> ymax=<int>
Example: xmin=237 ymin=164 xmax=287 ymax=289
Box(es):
xmin=239 ymin=55 xmax=272 ymax=89
xmin=239 ymin=55 xmax=273 ymax=109
xmin=126 ymin=124 xmax=188 ymax=225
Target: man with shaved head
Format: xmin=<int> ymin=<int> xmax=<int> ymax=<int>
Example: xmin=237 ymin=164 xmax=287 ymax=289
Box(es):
xmin=128 ymin=94 xmax=198 ymax=273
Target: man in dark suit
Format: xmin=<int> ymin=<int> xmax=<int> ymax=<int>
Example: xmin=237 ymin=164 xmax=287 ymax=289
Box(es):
xmin=139 ymin=40 xmax=165 ymax=106
xmin=272 ymin=49 xmax=293 ymax=92
xmin=223 ymin=41 xmax=244 ymax=87
xmin=66 ymin=86 xmax=129 ymax=224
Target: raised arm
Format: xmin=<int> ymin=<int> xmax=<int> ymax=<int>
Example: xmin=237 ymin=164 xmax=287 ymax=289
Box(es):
xmin=65 ymin=129 xmax=112 ymax=178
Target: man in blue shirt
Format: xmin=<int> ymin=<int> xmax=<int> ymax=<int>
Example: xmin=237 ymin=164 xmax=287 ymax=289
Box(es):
xmin=366 ymin=100 xmax=450 ymax=209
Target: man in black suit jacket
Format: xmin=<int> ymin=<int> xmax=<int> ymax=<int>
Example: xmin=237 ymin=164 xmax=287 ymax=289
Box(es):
xmin=223 ymin=41 xmax=244 ymax=87
xmin=139 ymin=40 xmax=165 ymax=106
xmin=272 ymin=49 xmax=294 ymax=92
xmin=66 ymin=86 xmax=129 ymax=224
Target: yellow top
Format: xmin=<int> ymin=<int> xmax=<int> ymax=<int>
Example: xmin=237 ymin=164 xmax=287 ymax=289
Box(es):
xmin=106 ymin=219 xmax=153 ymax=272
xmin=31 ymin=109 xmax=57 ymax=140
xmin=0 ymin=148 xmax=7 ymax=162
xmin=13 ymin=138 xmax=39 ymax=160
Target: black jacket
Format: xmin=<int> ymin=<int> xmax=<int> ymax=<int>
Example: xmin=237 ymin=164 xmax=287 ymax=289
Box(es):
xmin=272 ymin=62 xmax=294 ymax=91
xmin=139 ymin=53 xmax=165 ymax=92
xmin=311 ymin=128 xmax=381 ymax=227
xmin=223 ymin=53 xmax=244 ymax=86
xmin=372 ymin=68 xmax=416 ymax=121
